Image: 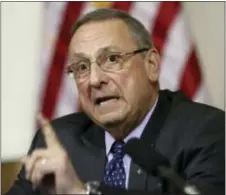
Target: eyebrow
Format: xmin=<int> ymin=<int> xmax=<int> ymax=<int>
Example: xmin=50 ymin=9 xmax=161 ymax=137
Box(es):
xmin=98 ymin=46 xmax=122 ymax=54
xmin=70 ymin=45 xmax=123 ymax=60
xmin=70 ymin=52 xmax=88 ymax=60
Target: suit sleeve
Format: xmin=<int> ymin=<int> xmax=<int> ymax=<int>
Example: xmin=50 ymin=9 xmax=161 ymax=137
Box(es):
xmin=6 ymin=128 xmax=165 ymax=195
xmin=181 ymin=111 xmax=225 ymax=195
xmin=6 ymin=130 xmax=47 ymax=195
xmin=6 ymin=132 xmax=167 ymax=195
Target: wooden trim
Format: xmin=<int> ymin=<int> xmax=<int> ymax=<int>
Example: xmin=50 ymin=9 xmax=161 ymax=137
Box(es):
xmin=1 ymin=161 xmax=21 ymax=194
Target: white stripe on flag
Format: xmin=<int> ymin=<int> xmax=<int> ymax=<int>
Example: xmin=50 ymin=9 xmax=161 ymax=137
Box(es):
xmin=159 ymin=11 xmax=192 ymax=91
xmin=193 ymin=84 xmax=212 ymax=104
xmin=54 ymin=75 xmax=80 ymax=118
xmin=39 ymin=2 xmax=67 ymax=107
xmin=130 ymin=2 xmax=161 ymax=32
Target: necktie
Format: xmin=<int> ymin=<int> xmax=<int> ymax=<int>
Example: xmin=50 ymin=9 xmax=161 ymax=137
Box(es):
xmin=103 ymin=141 xmax=126 ymax=188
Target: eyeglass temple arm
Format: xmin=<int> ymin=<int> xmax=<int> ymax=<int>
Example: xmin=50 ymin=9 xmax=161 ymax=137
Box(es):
xmin=133 ymin=48 xmax=150 ymax=54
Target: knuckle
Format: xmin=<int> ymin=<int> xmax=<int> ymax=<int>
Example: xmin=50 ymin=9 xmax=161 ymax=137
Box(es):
xmin=31 ymin=151 xmax=39 ymax=159
xmin=32 ymin=149 xmax=45 ymax=157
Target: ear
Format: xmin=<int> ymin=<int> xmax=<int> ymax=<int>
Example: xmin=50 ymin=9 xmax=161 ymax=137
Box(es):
xmin=144 ymin=48 xmax=160 ymax=82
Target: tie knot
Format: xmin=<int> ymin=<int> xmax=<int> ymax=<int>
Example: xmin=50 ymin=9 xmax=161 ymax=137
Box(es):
xmin=111 ymin=141 xmax=125 ymax=157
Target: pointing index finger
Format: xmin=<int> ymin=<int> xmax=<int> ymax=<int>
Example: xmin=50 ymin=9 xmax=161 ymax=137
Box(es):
xmin=37 ymin=113 xmax=60 ymax=147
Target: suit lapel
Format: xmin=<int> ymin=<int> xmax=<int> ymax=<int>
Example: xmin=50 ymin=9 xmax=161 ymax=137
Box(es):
xmin=128 ymin=90 xmax=173 ymax=190
xmin=141 ymin=90 xmax=173 ymax=145
xmin=68 ymin=122 xmax=106 ymax=182
xmin=69 ymin=90 xmax=176 ymax=189
xmin=81 ymin=124 xmax=106 ymax=182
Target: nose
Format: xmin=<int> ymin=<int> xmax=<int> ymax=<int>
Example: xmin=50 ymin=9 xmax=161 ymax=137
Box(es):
xmin=89 ymin=63 xmax=108 ymax=88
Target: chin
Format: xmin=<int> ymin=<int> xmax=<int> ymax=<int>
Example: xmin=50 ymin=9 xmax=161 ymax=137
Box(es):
xmin=95 ymin=111 xmax=126 ymax=127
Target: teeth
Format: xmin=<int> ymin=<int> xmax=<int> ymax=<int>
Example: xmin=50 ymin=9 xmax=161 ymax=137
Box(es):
xmin=100 ymin=98 xmax=115 ymax=105
xmin=95 ymin=97 xmax=118 ymax=105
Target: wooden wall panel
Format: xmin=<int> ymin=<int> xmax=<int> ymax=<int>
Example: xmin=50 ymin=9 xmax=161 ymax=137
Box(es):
xmin=1 ymin=161 xmax=21 ymax=194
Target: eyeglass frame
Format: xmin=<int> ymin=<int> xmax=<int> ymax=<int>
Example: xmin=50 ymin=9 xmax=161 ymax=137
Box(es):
xmin=66 ymin=47 xmax=150 ymax=80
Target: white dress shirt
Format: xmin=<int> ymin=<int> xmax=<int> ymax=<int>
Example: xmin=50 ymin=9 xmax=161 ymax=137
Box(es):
xmin=105 ymin=97 xmax=158 ymax=188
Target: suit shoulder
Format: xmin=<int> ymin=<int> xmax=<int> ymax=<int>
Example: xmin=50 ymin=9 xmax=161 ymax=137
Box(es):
xmin=174 ymin=99 xmax=224 ymax=121
xmin=169 ymin=100 xmax=224 ymax=145
xmin=163 ymin=90 xmax=224 ymax=119
xmin=48 ymin=112 xmax=93 ymax=133
xmin=30 ymin=112 xmax=92 ymax=149
xmin=51 ymin=112 xmax=90 ymax=125
xmin=157 ymin=92 xmax=224 ymax=157
xmin=161 ymin=91 xmax=225 ymax=144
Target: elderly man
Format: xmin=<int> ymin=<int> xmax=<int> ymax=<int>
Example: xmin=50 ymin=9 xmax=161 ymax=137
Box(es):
xmin=7 ymin=8 xmax=224 ymax=195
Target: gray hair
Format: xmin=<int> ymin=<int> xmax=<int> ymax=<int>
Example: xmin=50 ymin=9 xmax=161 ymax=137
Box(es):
xmin=71 ymin=8 xmax=154 ymax=48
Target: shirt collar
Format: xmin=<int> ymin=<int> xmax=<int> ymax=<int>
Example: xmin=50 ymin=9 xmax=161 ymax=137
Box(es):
xmin=105 ymin=96 xmax=159 ymax=156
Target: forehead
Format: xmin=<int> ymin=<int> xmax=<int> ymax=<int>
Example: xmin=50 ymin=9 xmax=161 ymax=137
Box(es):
xmin=69 ymin=19 xmax=138 ymax=56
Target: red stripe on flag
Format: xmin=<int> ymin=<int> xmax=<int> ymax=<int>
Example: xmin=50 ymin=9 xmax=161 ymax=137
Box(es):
xmin=179 ymin=49 xmax=201 ymax=98
xmin=152 ymin=2 xmax=180 ymax=54
xmin=112 ymin=1 xmax=133 ymax=12
xmin=41 ymin=2 xmax=84 ymax=119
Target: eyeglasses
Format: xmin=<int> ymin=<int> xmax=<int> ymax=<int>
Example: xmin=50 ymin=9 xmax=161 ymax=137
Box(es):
xmin=66 ymin=48 xmax=150 ymax=80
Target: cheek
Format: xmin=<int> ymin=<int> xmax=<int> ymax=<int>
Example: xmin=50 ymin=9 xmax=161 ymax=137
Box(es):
xmin=77 ymin=83 xmax=91 ymax=106
xmin=113 ymin=69 xmax=143 ymax=103
xmin=118 ymin=63 xmax=148 ymax=105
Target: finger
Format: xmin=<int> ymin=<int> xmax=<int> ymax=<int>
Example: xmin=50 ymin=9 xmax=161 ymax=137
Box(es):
xmin=30 ymin=159 xmax=47 ymax=190
xmin=37 ymin=113 xmax=60 ymax=147
xmin=25 ymin=149 xmax=49 ymax=180
xmin=30 ymin=158 xmax=56 ymax=188
xmin=31 ymin=168 xmax=43 ymax=190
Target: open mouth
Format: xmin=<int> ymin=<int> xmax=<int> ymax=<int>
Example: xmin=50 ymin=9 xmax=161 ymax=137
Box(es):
xmin=94 ymin=96 xmax=119 ymax=105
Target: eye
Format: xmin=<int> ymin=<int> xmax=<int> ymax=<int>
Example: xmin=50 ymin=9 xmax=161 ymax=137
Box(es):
xmin=76 ymin=62 xmax=89 ymax=72
xmin=70 ymin=61 xmax=90 ymax=77
xmin=79 ymin=63 xmax=87 ymax=70
xmin=106 ymin=53 xmax=122 ymax=64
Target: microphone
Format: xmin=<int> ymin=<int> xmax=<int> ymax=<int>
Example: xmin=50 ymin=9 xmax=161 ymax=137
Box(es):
xmin=124 ymin=138 xmax=201 ymax=195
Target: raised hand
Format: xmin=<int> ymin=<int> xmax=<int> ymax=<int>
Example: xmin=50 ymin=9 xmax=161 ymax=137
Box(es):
xmin=21 ymin=113 xmax=86 ymax=194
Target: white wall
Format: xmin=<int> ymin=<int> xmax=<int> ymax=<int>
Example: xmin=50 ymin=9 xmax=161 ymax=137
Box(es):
xmin=1 ymin=2 xmax=44 ymax=162
xmin=183 ymin=2 xmax=225 ymax=110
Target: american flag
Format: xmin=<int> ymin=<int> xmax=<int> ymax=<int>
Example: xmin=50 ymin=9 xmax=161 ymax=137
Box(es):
xmin=40 ymin=2 xmax=210 ymax=120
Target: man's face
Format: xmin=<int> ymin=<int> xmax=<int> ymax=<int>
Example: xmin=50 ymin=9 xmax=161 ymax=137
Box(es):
xmin=69 ymin=19 xmax=159 ymax=128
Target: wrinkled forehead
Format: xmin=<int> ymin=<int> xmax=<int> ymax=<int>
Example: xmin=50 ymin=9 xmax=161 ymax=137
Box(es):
xmin=68 ymin=19 xmax=138 ymax=58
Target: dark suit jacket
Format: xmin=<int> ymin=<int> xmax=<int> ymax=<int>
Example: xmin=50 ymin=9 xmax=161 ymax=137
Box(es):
xmin=7 ymin=90 xmax=225 ymax=195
